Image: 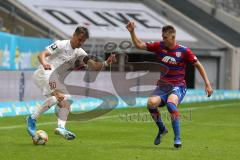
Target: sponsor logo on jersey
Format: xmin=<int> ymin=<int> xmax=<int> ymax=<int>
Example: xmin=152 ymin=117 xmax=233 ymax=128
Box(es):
xmin=50 ymin=44 xmax=58 ymax=51
xmin=162 ymin=56 xmax=177 ymax=65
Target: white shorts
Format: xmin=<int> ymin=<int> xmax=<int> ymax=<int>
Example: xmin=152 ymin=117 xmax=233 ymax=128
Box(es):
xmin=33 ymin=67 xmax=68 ymax=97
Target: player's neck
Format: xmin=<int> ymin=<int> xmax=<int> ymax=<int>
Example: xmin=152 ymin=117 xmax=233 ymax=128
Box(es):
xmin=70 ymin=40 xmax=75 ymax=49
xmin=168 ymin=42 xmax=177 ymax=50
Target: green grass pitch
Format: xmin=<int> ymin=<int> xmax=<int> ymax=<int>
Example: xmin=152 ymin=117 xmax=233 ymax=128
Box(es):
xmin=0 ymin=100 xmax=239 ymax=160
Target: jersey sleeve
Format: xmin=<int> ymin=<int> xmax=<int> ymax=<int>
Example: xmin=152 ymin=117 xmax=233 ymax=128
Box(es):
xmin=184 ymin=48 xmax=198 ymax=63
xmin=46 ymin=40 xmax=65 ymax=55
xmin=145 ymin=41 xmax=161 ymax=52
xmin=76 ymin=48 xmax=88 ymax=62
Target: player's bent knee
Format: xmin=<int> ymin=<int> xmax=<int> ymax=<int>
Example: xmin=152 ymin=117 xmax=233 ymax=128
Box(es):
xmin=58 ymin=100 xmax=71 ymax=109
xmin=147 ymin=97 xmax=161 ymax=108
xmin=52 ymin=92 xmax=65 ymax=102
xmin=63 ymin=94 xmax=71 ymax=101
xmin=57 ymin=95 xmax=65 ymax=102
xmin=166 ymin=102 xmax=180 ymax=120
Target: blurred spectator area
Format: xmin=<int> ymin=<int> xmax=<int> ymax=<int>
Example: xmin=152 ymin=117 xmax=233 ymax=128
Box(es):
xmin=0 ymin=0 xmax=57 ymax=38
xmin=205 ymin=0 xmax=240 ymax=17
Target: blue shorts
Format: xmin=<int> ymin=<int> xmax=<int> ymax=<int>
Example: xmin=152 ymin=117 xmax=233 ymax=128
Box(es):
xmin=151 ymin=85 xmax=187 ymax=107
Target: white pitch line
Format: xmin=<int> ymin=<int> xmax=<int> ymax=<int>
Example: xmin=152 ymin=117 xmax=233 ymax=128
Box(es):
xmin=94 ymin=102 xmax=240 ymax=120
xmin=191 ymin=122 xmax=240 ymax=127
xmin=0 ymin=122 xmax=57 ymax=130
xmin=0 ymin=102 xmax=239 ymax=130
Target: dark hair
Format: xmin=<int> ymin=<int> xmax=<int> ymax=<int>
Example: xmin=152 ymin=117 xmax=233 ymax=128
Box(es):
xmin=74 ymin=26 xmax=89 ymax=39
xmin=162 ymin=25 xmax=176 ymax=34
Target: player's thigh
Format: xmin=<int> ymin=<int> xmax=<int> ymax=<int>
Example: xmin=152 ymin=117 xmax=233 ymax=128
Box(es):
xmin=34 ymin=77 xmax=52 ymax=96
xmin=51 ymin=90 xmax=65 ymax=102
xmin=58 ymin=100 xmax=71 ymax=109
xmin=147 ymin=96 xmax=162 ymax=107
xmin=167 ymin=94 xmax=179 ymax=106
xmin=33 ymin=69 xmax=53 ymax=96
xmin=167 ymin=86 xmax=187 ymax=106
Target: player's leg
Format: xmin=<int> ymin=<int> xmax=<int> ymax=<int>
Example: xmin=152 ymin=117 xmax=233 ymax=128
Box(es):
xmin=147 ymin=95 xmax=168 ymax=145
xmin=27 ymin=96 xmax=58 ymax=141
xmin=53 ymin=92 xmax=76 ymax=140
xmin=166 ymin=94 xmax=181 ymax=148
xmin=167 ymin=86 xmax=187 ymax=148
xmin=57 ymin=100 xmax=70 ymax=129
xmin=27 ymin=73 xmax=60 ymax=137
xmin=27 ymin=70 xmax=56 ymax=137
xmin=27 ymin=95 xmax=59 ymax=137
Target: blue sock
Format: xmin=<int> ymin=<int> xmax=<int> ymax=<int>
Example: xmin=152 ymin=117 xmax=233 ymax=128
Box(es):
xmin=148 ymin=107 xmax=165 ymax=132
xmin=167 ymin=102 xmax=180 ymax=140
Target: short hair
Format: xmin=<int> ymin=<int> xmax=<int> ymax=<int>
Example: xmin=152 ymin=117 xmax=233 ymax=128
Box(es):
xmin=162 ymin=25 xmax=176 ymax=35
xmin=74 ymin=26 xmax=89 ymax=39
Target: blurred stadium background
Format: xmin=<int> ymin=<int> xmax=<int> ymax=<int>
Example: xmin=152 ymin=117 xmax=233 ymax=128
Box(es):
xmin=0 ymin=0 xmax=240 ymax=159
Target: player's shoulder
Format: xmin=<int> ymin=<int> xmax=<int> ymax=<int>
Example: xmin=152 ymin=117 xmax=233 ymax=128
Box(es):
xmin=75 ymin=47 xmax=88 ymax=56
xmin=177 ymin=44 xmax=191 ymax=52
xmin=47 ymin=40 xmax=68 ymax=53
xmin=178 ymin=44 xmax=187 ymax=49
xmin=149 ymin=41 xmax=161 ymax=45
xmin=146 ymin=41 xmax=162 ymax=51
xmin=54 ymin=39 xmax=69 ymax=49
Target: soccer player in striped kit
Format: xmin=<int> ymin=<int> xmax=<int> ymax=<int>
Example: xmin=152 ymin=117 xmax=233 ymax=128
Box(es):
xmin=126 ymin=21 xmax=213 ymax=148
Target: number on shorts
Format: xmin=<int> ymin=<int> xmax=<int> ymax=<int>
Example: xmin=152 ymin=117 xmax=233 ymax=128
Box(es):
xmin=49 ymin=82 xmax=56 ymax=90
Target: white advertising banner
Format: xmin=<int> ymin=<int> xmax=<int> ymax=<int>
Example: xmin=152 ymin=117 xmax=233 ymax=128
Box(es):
xmin=17 ymin=0 xmax=197 ymax=41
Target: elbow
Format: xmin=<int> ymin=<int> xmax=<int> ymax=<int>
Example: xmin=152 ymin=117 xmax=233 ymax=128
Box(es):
xmin=193 ymin=61 xmax=201 ymax=68
xmin=37 ymin=53 xmax=41 ymax=60
xmin=136 ymin=45 xmax=142 ymax=50
xmin=135 ymin=43 xmax=145 ymax=50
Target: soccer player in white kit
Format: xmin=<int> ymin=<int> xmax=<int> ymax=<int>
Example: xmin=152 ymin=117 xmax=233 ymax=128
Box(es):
xmin=27 ymin=26 xmax=116 ymax=141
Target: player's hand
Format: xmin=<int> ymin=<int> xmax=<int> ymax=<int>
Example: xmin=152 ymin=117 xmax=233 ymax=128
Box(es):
xmin=42 ymin=62 xmax=52 ymax=70
xmin=106 ymin=54 xmax=117 ymax=65
xmin=126 ymin=21 xmax=135 ymax=33
xmin=205 ymin=84 xmax=213 ymax=97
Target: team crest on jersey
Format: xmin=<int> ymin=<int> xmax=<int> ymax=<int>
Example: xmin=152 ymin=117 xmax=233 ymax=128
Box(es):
xmin=176 ymin=52 xmax=181 ymax=57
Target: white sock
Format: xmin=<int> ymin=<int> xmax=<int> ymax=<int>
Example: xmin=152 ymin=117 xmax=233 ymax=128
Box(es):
xmin=57 ymin=107 xmax=70 ymax=128
xmin=31 ymin=96 xmax=58 ymax=120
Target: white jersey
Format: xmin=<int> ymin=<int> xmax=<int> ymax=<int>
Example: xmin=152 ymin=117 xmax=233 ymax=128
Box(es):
xmin=33 ymin=40 xmax=88 ymax=96
xmin=44 ymin=40 xmax=87 ymax=71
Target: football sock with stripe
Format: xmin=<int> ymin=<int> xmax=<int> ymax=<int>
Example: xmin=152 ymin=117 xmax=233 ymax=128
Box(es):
xmin=148 ymin=107 xmax=166 ymax=132
xmin=167 ymin=102 xmax=180 ymax=140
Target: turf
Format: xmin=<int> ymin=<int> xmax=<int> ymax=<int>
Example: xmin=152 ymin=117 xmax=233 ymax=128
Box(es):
xmin=0 ymin=100 xmax=239 ymax=160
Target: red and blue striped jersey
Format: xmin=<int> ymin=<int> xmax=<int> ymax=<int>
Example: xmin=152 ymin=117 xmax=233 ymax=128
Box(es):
xmin=146 ymin=41 xmax=198 ymax=87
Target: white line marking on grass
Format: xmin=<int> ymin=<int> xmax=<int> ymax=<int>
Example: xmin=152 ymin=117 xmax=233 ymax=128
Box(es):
xmin=0 ymin=102 xmax=239 ymax=130
xmin=0 ymin=122 xmax=57 ymax=130
xmin=191 ymin=122 xmax=240 ymax=127
xmin=94 ymin=102 xmax=240 ymax=120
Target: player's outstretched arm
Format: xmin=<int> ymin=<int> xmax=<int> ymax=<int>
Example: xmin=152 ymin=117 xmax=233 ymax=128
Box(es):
xmin=193 ymin=61 xmax=213 ymax=97
xmin=38 ymin=50 xmax=52 ymax=70
xmin=85 ymin=54 xmax=117 ymax=71
xmin=126 ymin=21 xmax=147 ymax=50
